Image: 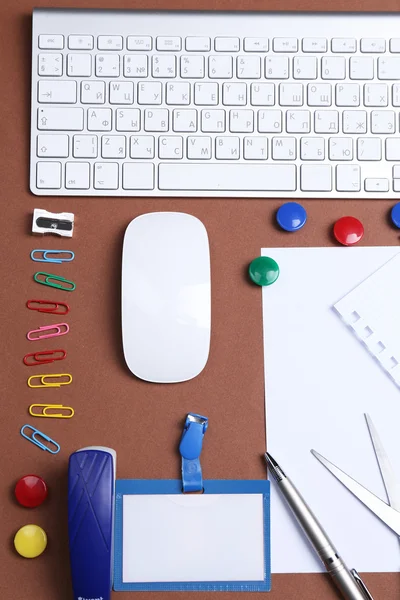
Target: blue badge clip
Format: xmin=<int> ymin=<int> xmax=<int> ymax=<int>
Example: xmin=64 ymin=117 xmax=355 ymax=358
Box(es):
xmin=179 ymin=413 xmax=208 ymax=493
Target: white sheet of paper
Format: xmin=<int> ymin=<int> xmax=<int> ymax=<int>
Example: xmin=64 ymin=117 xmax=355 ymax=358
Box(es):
xmin=262 ymin=247 xmax=400 ymax=574
xmin=122 ymin=493 xmax=265 ymax=582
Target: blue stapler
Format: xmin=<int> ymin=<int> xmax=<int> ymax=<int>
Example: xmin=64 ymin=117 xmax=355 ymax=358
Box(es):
xmin=68 ymin=446 xmax=116 ymax=600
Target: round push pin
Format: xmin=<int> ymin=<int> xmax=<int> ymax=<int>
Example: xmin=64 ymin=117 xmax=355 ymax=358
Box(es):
xmin=249 ymin=256 xmax=279 ymax=286
xmin=15 ymin=475 xmax=48 ymax=508
xmin=14 ymin=524 xmax=47 ymax=558
xmin=333 ymin=216 xmax=364 ymax=246
xmin=276 ymin=202 xmax=307 ymax=232
xmin=391 ymin=203 xmax=400 ymax=228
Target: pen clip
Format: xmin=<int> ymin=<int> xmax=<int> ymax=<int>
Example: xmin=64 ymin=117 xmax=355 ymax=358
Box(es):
xmin=351 ymin=569 xmax=374 ymax=600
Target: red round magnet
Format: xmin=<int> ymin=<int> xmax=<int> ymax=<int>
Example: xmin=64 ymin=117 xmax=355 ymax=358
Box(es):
xmin=15 ymin=475 xmax=48 ymax=508
xmin=333 ymin=216 xmax=364 ymax=246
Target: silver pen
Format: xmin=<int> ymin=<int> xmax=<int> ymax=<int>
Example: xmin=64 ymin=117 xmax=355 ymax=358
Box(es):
xmin=264 ymin=452 xmax=374 ymax=600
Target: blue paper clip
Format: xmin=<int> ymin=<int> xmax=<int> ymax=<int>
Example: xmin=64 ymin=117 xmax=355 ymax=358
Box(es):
xmin=31 ymin=249 xmax=75 ymax=264
xmin=179 ymin=413 xmax=208 ymax=493
xmin=20 ymin=424 xmax=60 ymax=454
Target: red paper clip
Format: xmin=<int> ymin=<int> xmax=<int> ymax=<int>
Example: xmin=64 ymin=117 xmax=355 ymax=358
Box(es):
xmin=26 ymin=299 xmax=70 ymax=315
xmin=23 ymin=349 xmax=67 ymax=367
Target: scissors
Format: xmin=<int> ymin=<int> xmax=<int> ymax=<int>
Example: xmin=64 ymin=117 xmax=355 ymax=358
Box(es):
xmin=312 ymin=414 xmax=400 ymax=539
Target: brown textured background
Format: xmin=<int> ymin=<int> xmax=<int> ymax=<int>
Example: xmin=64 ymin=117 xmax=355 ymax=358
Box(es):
xmin=1 ymin=1 xmax=400 ymax=598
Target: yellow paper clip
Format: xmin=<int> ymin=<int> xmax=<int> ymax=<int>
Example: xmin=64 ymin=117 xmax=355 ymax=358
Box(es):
xmin=29 ymin=404 xmax=74 ymax=418
xmin=27 ymin=373 xmax=73 ymax=388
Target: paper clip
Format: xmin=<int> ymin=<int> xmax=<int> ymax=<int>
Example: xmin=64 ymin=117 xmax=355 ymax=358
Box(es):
xmin=27 ymin=373 xmax=73 ymax=388
xmin=27 ymin=323 xmax=69 ymax=341
xmin=29 ymin=404 xmax=74 ymax=418
xmin=26 ymin=299 xmax=70 ymax=315
xmin=30 ymin=249 xmax=75 ymax=264
xmin=23 ymin=349 xmax=67 ymax=366
xmin=20 ymin=424 xmax=60 ymax=454
xmin=34 ymin=272 xmax=76 ymax=292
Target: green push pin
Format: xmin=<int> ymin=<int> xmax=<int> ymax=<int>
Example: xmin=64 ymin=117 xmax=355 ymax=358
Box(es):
xmin=248 ymin=256 xmax=279 ymax=286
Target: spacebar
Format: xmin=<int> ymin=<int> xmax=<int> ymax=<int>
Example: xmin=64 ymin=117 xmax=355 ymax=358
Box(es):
xmin=158 ymin=163 xmax=297 ymax=191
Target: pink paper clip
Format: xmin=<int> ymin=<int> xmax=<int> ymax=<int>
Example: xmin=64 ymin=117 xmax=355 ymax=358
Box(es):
xmin=26 ymin=323 xmax=69 ymax=341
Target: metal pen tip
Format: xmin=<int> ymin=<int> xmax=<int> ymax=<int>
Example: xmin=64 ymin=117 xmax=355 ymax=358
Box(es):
xmin=264 ymin=451 xmax=285 ymax=481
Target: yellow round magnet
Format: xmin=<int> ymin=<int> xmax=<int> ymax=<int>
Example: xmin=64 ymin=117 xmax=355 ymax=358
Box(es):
xmin=14 ymin=524 xmax=47 ymax=558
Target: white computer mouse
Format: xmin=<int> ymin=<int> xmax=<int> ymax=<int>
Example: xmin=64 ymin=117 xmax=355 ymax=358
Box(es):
xmin=122 ymin=212 xmax=211 ymax=383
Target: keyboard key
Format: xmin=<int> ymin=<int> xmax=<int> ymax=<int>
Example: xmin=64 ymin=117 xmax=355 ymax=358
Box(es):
xmin=159 ymin=136 xmax=183 ymax=159
xmin=144 ymin=108 xmax=169 ymax=132
xmin=258 ymin=109 xmax=282 ymax=133
xmin=158 ymin=163 xmax=296 ymax=191
xmin=307 ymin=83 xmax=331 ymax=107
xmin=37 ymin=162 xmax=62 ymax=188
xmin=229 ymin=110 xmax=254 ymax=133
xmin=65 ymin=162 xmax=90 ymax=189
xmin=378 ymin=57 xmax=400 ymax=80
xmin=127 ymin=36 xmax=152 ymax=51
xmin=237 ymin=56 xmax=261 ymax=79
xmin=223 ymin=82 xmax=247 ymax=106
xmin=386 ymin=138 xmax=400 ymax=160
xmin=194 ymin=82 xmax=218 ymax=105
xmin=180 ymin=56 xmax=205 ymax=78
xmin=130 ymin=135 xmax=155 ymax=158
xmin=331 ymin=38 xmax=356 ymax=53
xmin=37 ymin=134 xmax=69 ymax=157
xmin=393 ymin=84 xmax=400 ymax=105
xmin=166 ymin=82 xmax=191 ymax=105
xmin=273 ymin=38 xmax=298 ymax=52
xmin=116 ymin=108 xmax=141 ymax=132
xmin=102 ymin=135 xmax=126 ymax=158
xmin=266 ymin=56 xmax=289 ymax=79
xmin=38 ymin=53 xmax=62 ymax=76
xmin=209 ymin=56 xmax=233 ymax=78
xmin=124 ymin=55 xmax=148 ymax=78
xmin=244 ymin=38 xmax=269 ymax=52
xmin=357 ymin=137 xmax=381 ymax=160
xmin=94 ymin=162 xmax=119 ymax=189
xmin=336 ymin=165 xmax=361 ymax=191
xmin=293 ymin=57 xmax=317 ymax=80
xmin=156 ymin=37 xmax=181 ymax=51
xmin=279 ymin=83 xmax=303 ymax=106
xmin=286 ymin=110 xmax=310 ymax=133
xmin=300 ymin=137 xmax=324 ymax=160
xmin=350 ymin=57 xmax=374 ymax=80
xmin=138 ymin=82 xmax=162 ymax=105
xmin=272 ymin=137 xmax=296 ymax=160
xmin=73 ymin=135 xmax=98 ymax=158
xmin=390 ymin=39 xmax=400 ymax=53
xmin=215 ymin=37 xmax=240 ymax=52
xmin=300 ymin=164 xmax=332 ymax=191
xmin=314 ymin=110 xmax=339 ymax=133
xmin=38 ymin=107 xmax=83 ymax=130
xmin=216 ymin=136 xmax=240 ymax=159
xmin=87 ymin=108 xmax=112 ymax=131
xmin=393 ymin=165 xmax=400 ymax=178
xmin=187 ymin=137 xmax=212 ymax=159
xmin=371 ymin=110 xmax=395 ymax=134
xmin=173 ymin=109 xmax=197 ymax=132
xmin=109 ymin=81 xmax=134 ymax=104
xmin=123 ymin=163 xmax=154 ymax=189
xmin=38 ymin=80 xmax=76 ymax=103
xmin=98 ymin=35 xmax=123 ymax=50
xmin=96 ymin=54 xmax=119 ymax=77
xmin=322 ymin=57 xmax=346 ymax=80
xmin=68 ymin=35 xmax=93 ymax=50
xmin=365 ymin=178 xmax=389 ymax=192
xmin=343 ymin=110 xmax=367 ymax=134
xmin=329 ymin=137 xmax=353 ymax=160
xmin=67 ymin=54 xmax=91 ymax=77
xmin=361 ymin=38 xmax=385 ymax=53
xmin=186 ymin=37 xmax=210 ymax=52
xmin=364 ymin=83 xmax=388 ymax=107
xmin=243 ymin=136 xmax=268 ymax=159
xmin=152 ymin=55 xmax=176 ymax=78
xmin=336 ymin=83 xmax=360 ymax=107
xmin=201 ymin=109 xmax=225 ymax=132
xmin=39 ymin=35 xmax=64 ymax=49
xmin=250 ymin=83 xmax=275 ymax=106
xmin=302 ymin=38 xmax=327 ymax=52
xmin=81 ymin=80 xmax=105 ymax=104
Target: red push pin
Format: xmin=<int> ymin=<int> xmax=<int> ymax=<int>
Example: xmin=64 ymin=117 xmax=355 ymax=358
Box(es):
xmin=15 ymin=475 xmax=48 ymax=508
xmin=333 ymin=216 xmax=364 ymax=246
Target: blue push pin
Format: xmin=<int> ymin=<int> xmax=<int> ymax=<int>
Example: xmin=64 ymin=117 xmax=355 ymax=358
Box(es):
xmin=391 ymin=203 xmax=400 ymax=228
xmin=276 ymin=202 xmax=307 ymax=232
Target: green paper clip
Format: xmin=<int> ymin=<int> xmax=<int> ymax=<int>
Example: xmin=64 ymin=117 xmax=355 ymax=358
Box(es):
xmin=34 ymin=272 xmax=76 ymax=292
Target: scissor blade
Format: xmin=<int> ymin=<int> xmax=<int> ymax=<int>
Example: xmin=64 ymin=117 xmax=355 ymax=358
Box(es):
xmin=311 ymin=449 xmax=400 ymax=537
xmin=365 ymin=413 xmax=400 ymax=512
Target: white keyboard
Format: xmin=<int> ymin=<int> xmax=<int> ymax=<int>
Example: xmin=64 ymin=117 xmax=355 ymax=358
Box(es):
xmin=31 ymin=9 xmax=400 ymax=198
